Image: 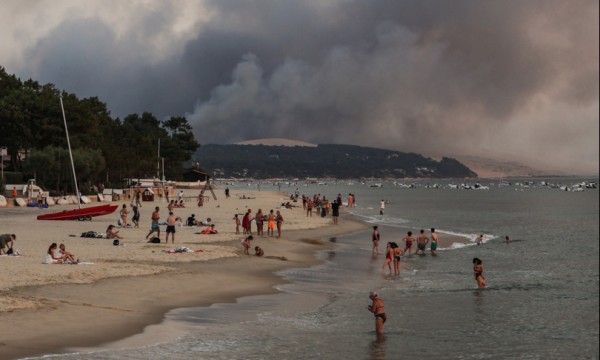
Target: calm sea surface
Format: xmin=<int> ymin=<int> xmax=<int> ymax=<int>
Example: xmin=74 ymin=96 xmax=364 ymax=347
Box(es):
xmin=34 ymin=179 xmax=599 ymax=359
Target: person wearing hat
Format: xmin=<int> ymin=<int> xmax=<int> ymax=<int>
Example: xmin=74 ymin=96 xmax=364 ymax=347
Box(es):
xmin=367 ymin=291 xmax=386 ymax=335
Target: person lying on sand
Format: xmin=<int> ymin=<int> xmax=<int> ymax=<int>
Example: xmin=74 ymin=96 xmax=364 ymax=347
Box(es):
xmin=199 ymin=224 xmax=219 ymax=234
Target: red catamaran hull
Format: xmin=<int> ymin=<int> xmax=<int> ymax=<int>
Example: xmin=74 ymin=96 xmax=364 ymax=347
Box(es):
xmin=37 ymin=204 xmax=118 ymax=220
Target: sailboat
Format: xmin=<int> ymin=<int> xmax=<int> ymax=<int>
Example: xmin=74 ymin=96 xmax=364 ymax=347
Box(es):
xmin=37 ymin=96 xmax=118 ymax=221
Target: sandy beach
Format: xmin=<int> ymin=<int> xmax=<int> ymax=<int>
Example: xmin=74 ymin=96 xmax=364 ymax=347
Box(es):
xmin=0 ymin=189 xmax=467 ymax=359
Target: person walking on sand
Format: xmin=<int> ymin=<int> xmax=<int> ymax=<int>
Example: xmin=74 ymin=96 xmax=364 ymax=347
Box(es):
xmin=233 ymin=214 xmax=241 ymax=234
xmin=120 ymin=204 xmax=129 ymax=227
xmin=241 ymin=235 xmax=253 ymax=255
xmin=403 ymin=231 xmax=414 ymax=256
xmin=367 ymin=292 xmax=386 ymax=336
xmin=276 ymin=210 xmax=284 ymax=238
xmin=131 ymin=204 xmax=140 ymax=228
xmin=415 ymin=229 xmax=429 ymax=256
xmin=381 ymin=242 xmax=393 ymax=276
xmin=12 ymin=186 xmax=17 ymax=199
xmin=372 ymin=226 xmax=380 ymax=255
xmin=430 ymin=228 xmax=438 ymax=256
xmin=146 ymin=206 xmax=161 ymax=240
xmin=473 ymin=258 xmax=486 ymax=288
xmin=165 ymin=211 xmax=177 ymax=244
xmin=135 ymin=188 xmax=142 ymax=208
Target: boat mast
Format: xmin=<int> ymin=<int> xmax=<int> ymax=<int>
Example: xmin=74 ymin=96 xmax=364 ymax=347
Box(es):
xmin=59 ymin=95 xmax=81 ymax=209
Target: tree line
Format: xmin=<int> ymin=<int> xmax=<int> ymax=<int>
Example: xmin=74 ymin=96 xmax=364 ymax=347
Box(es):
xmin=0 ymin=66 xmax=199 ymax=195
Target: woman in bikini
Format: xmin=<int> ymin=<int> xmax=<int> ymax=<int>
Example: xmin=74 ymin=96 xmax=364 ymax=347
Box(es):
xmin=391 ymin=242 xmax=403 ymax=275
xmin=367 ymin=292 xmax=386 ymax=335
xmin=381 ymin=242 xmax=393 ymax=276
xmin=275 ymin=210 xmax=284 ymax=238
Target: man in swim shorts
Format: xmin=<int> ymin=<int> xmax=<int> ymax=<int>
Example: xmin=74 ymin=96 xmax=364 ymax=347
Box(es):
xmin=403 ymin=231 xmax=414 ymax=256
xmin=415 ymin=229 xmax=429 ymax=256
xmin=146 ymin=206 xmax=161 ymax=240
xmin=430 ymin=228 xmax=438 ymax=256
xmin=367 ymin=291 xmax=386 ymax=336
xmin=165 ymin=211 xmax=177 ymax=244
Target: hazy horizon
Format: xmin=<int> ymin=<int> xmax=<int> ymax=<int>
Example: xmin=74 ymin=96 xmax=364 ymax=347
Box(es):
xmin=1 ymin=0 xmax=597 ymax=174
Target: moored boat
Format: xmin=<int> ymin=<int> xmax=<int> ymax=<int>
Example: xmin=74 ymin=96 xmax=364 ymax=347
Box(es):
xmin=37 ymin=204 xmax=118 ymax=221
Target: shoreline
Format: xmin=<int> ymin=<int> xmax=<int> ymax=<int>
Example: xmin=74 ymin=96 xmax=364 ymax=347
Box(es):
xmin=0 ymin=189 xmax=470 ymax=360
xmin=1 ymin=216 xmax=369 ymax=360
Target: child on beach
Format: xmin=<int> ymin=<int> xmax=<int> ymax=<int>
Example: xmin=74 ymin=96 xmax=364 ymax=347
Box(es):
xmin=120 ymin=204 xmax=129 ymax=227
xmin=241 ymin=236 xmax=253 ymax=255
xmin=267 ymin=210 xmax=275 ymax=237
xmin=254 ymin=246 xmax=264 ymax=257
xmin=233 ymin=214 xmax=241 ymax=234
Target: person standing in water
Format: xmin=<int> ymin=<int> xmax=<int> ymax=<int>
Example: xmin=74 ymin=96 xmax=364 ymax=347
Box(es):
xmin=415 ymin=229 xmax=429 ymax=256
xmin=372 ymin=226 xmax=380 ymax=255
xmin=379 ymin=200 xmax=385 ymax=215
xmin=381 ymin=242 xmax=393 ymax=276
xmin=391 ymin=242 xmax=403 ymax=275
xmin=367 ymin=292 xmax=386 ymax=336
xmin=430 ymin=228 xmax=438 ymax=256
xmin=476 ymin=234 xmax=484 ymax=245
xmin=403 ymin=231 xmax=414 ymax=256
xmin=473 ymin=258 xmax=486 ymax=288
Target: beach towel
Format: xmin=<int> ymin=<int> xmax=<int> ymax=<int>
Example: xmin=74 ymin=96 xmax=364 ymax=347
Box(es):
xmin=163 ymin=247 xmax=204 ymax=254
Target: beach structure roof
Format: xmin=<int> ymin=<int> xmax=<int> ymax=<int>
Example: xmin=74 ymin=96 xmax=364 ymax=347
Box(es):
xmin=183 ymin=169 xmax=211 ymax=182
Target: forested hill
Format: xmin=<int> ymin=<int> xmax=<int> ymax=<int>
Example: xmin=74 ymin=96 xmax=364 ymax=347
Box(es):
xmin=194 ymin=144 xmax=477 ymax=179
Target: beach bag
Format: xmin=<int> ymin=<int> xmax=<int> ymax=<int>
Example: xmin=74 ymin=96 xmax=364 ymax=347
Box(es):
xmin=148 ymin=237 xmax=161 ymax=244
xmin=113 ymin=239 xmax=120 ymax=246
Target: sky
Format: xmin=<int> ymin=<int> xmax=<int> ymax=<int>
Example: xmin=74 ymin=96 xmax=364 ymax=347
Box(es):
xmin=1 ymin=0 xmax=598 ymax=174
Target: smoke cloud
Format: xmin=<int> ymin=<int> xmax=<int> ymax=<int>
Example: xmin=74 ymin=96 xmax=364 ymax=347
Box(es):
xmin=1 ymin=0 xmax=597 ymax=174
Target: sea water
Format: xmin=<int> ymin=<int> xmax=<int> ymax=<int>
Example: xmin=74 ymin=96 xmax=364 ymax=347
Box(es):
xmin=33 ymin=179 xmax=599 ymax=359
